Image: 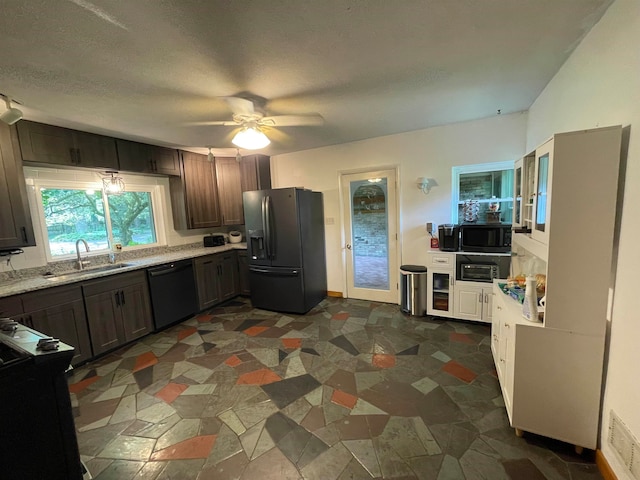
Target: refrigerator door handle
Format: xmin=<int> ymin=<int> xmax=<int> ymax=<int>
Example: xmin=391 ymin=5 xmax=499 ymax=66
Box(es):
xmin=261 ymin=196 xmax=271 ymax=259
xmin=265 ymin=195 xmax=275 ymax=259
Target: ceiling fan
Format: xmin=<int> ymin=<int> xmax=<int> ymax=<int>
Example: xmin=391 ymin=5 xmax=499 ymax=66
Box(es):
xmin=195 ymin=96 xmax=324 ymax=150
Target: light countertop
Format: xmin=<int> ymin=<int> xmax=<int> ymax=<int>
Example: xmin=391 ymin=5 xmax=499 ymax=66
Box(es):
xmin=0 ymin=243 xmax=247 ymax=298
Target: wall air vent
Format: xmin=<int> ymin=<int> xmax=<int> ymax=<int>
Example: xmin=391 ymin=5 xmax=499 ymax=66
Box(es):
xmin=609 ymin=410 xmax=640 ymax=479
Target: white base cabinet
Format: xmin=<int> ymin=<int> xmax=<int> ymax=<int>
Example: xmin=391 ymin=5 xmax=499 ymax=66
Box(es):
xmin=454 ymin=282 xmax=493 ymax=323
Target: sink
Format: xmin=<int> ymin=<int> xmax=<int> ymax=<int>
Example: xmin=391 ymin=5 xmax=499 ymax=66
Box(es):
xmin=43 ymin=263 xmax=133 ymax=281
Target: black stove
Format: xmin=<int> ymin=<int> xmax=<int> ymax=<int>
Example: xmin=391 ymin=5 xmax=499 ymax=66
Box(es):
xmin=0 ymin=324 xmax=84 ymax=480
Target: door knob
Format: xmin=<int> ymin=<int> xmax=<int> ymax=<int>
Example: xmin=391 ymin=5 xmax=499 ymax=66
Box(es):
xmin=346 ymin=244 xmax=352 ymax=250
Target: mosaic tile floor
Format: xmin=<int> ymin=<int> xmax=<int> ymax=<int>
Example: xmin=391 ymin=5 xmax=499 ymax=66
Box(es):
xmin=68 ymin=297 xmax=602 ymax=480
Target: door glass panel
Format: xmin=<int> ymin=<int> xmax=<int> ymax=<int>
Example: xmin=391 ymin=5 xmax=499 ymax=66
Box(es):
xmin=432 ymin=272 xmax=450 ymax=312
xmin=535 ymin=153 xmax=549 ymax=232
xmin=350 ymin=178 xmax=389 ymax=289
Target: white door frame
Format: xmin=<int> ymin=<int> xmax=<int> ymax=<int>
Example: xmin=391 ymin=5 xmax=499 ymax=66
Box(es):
xmin=339 ymin=167 xmax=400 ymax=304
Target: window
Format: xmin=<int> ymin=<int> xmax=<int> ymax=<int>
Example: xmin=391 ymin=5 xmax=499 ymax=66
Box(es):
xmin=38 ymin=183 xmax=160 ymax=259
xmin=451 ymin=161 xmax=514 ymax=224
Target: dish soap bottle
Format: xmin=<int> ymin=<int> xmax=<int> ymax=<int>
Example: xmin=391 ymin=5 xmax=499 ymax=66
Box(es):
xmin=522 ymin=275 xmax=538 ymax=322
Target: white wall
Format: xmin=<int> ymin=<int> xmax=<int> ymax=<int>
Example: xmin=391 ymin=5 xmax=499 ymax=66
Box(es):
xmin=526 ymin=0 xmax=639 ymax=477
xmin=0 ymin=166 xmax=225 ymax=272
xmin=271 ymin=112 xmax=527 ymax=294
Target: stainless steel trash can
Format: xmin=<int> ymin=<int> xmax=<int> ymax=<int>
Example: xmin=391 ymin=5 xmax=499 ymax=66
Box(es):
xmin=400 ymin=265 xmax=427 ymax=316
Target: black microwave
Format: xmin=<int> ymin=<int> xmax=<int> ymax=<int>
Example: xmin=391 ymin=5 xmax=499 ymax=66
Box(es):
xmin=459 ymin=224 xmax=512 ymax=253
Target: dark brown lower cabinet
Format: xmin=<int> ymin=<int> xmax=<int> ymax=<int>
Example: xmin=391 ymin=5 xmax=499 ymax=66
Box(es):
xmin=83 ymin=271 xmax=153 ymax=356
xmin=194 ymin=251 xmax=239 ymax=310
xmin=21 ymin=285 xmax=92 ymax=366
xmin=237 ymin=250 xmax=250 ymax=295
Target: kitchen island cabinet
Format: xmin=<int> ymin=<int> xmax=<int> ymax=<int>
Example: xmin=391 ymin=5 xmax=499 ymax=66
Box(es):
xmin=0 ymin=123 xmax=35 ymax=250
xmin=82 ymin=270 xmax=153 ymax=356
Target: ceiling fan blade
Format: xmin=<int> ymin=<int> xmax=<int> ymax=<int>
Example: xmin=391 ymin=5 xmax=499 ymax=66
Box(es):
xmin=185 ymin=120 xmax=239 ymax=126
xmin=223 ymin=97 xmax=255 ymax=115
xmin=261 ymin=114 xmax=324 ymax=127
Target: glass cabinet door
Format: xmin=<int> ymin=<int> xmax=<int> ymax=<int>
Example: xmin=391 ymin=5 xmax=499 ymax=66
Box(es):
xmin=427 ymin=270 xmax=454 ymax=316
xmin=512 ymin=159 xmax=523 ymax=226
xmin=532 ymin=139 xmax=553 ymax=244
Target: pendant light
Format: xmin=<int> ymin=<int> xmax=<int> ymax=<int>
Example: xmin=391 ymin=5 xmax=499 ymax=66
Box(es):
xmin=207 ymin=147 xmax=214 ymax=162
xmin=0 ymin=94 xmax=23 ymax=125
xmin=102 ymin=171 xmax=125 ymax=194
xmin=235 ymin=148 xmax=242 ymax=163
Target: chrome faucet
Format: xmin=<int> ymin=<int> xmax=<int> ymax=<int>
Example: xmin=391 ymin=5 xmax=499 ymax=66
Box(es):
xmin=75 ymin=239 xmax=90 ymax=270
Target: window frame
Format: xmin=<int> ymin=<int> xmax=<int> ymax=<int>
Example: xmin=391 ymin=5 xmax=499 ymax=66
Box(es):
xmin=451 ymin=160 xmax=515 ymax=224
xmin=34 ymin=178 xmax=166 ymax=262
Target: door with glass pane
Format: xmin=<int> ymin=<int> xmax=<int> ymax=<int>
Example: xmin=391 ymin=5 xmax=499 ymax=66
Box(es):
xmin=341 ymin=169 xmax=398 ymax=303
xmin=532 ymin=139 xmax=553 ymax=244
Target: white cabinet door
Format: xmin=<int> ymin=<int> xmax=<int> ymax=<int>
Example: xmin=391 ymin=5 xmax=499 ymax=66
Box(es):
xmin=454 ymin=284 xmax=483 ymax=321
xmin=482 ymin=288 xmax=493 ymax=323
xmin=427 ymin=269 xmax=454 ymax=317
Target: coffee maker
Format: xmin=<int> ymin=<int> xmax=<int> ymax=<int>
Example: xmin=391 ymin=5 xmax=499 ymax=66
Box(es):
xmin=438 ymin=224 xmax=459 ymax=251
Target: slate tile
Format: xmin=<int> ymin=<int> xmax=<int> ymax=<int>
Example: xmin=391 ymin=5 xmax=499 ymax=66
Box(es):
xmin=329 ymin=335 xmax=360 ymax=356
xmin=260 ymin=374 xmax=321 ymax=409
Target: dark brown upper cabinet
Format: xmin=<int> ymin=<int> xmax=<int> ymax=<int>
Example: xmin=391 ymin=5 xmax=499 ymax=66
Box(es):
xmin=0 ymin=123 xmax=35 ymax=249
xmin=16 ymin=120 xmax=118 ymax=170
xmin=215 ymin=157 xmax=244 ymax=225
xmin=169 ymin=151 xmax=221 ymax=230
xmin=240 ymin=154 xmax=271 ymax=192
xmin=116 ymin=139 xmax=180 ymax=176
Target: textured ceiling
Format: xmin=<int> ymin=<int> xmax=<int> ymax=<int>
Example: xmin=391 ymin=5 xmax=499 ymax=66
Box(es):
xmin=0 ymin=0 xmax=613 ymax=156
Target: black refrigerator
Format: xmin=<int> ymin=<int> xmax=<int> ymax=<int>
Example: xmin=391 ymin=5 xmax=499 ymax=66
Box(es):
xmin=243 ymin=187 xmax=327 ymax=313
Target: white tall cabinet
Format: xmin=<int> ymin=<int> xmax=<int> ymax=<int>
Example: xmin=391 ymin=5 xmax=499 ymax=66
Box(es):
xmin=492 ymin=125 xmax=622 ymax=451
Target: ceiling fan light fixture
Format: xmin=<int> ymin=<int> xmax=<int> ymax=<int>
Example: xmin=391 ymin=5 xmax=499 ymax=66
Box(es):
xmin=232 ymin=126 xmax=270 ymax=150
xmin=102 ymin=171 xmax=125 ymax=195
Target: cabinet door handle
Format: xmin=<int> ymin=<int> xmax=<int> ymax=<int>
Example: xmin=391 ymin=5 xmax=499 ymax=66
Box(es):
xmin=479 ymin=293 xmax=483 ymax=303
xmin=69 ymin=147 xmax=77 ymax=164
xmin=149 ymin=159 xmax=154 ymax=171
xmin=153 ymin=159 xmax=158 ymax=172
xmin=115 ymin=291 xmax=120 ymax=306
xmin=20 ymin=226 xmax=28 ymax=243
xmin=120 ymin=290 xmax=126 ymax=305
xmin=76 ymin=148 xmax=82 ymax=164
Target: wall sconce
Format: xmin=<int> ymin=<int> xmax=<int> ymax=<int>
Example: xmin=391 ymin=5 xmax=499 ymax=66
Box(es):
xmin=102 ymin=171 xmax=125 ymax=195
xmin=0 ymin=94 xmax=24 ymax=125
xmin=417 ymin=177 xmax=438 ymax=194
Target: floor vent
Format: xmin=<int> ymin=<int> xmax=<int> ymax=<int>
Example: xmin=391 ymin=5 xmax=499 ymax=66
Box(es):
xmin=609 ymin=410 xmax=640 ymax=479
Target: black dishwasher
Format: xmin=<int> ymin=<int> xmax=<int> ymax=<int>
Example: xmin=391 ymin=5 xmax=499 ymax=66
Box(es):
xmin=147 ymin=259 xmax=198 ymax=331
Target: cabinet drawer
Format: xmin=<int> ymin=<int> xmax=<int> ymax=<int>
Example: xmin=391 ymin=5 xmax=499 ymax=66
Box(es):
xmin=22 ymin=285 xmax=83 ymax=311
xmin=0 ymin=295 xmax=24 ymax=317
xmin=427 ymin=253 xmax=454 ymax=268
xmin=82 ymin=270 xmax=147 ymax=296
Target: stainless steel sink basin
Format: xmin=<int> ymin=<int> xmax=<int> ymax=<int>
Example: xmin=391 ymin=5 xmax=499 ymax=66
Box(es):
xmin=43 ymin=263 xmax=133 ymax=281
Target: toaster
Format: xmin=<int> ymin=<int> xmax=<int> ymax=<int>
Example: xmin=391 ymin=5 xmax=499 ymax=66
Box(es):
xmin=203 ymin=234 xmax=225 ymax=247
